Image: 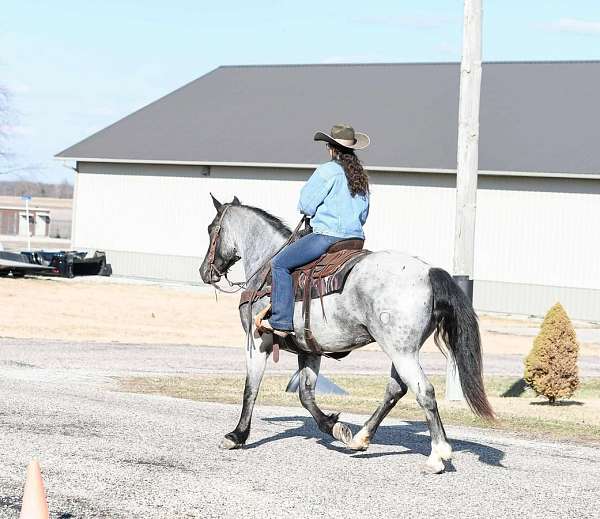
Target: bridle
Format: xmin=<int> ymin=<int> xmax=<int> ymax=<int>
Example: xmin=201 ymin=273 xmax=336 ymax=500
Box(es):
xmin=206 ymin=205 xmax=306 ymax=295
xmin=206 ymin=205 xmax=244 ymax=294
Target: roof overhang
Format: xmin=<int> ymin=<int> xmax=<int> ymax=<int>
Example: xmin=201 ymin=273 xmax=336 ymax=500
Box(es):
xmin=55 ymin=157 xmax=600 ymax=180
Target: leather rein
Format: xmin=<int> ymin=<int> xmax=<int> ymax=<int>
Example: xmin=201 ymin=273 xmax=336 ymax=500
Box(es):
xmin=207 ymin=206 xmax=305 ymax=295
xmin=206 ymin=206 xmax=245 ymax=294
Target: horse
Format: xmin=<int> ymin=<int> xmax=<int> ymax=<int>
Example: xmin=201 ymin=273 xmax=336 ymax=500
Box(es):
xmin=199 ymin=195 xmax=494 ymax=474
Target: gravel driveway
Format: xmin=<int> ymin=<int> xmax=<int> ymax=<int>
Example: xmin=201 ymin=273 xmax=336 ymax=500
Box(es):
xmin=1 ymin=338 xmax=599 ymax=518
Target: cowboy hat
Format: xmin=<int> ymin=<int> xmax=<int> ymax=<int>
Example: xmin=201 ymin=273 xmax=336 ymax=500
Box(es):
xmin=313 ymin=123 xmax=370 ymax=151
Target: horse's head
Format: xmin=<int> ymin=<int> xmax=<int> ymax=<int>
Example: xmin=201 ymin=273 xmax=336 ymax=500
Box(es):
xmin=199 ymin=194 xmax=242 ymax=284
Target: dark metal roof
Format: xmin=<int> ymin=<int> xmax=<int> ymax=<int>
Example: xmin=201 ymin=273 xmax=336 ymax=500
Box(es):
xmin=57 ymin=61 xmax=600 ymax=176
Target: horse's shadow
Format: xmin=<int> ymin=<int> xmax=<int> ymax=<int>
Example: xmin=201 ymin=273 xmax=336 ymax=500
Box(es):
xmin=246 ymin=415 xmax=505 ymax=468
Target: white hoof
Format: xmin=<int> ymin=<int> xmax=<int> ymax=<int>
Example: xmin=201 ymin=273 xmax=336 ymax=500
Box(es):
xmin=422 ymin=455 xmax=445 ymax=475
xmin=433 ymin=441 xmax=453 ymax=461
xmin=219 ymin=437 xmax=241 ymax=450
xmin=347 ymin=428 xmax=370 ymax=451
xmin=332 ymin=422 xmax=353 ymax=445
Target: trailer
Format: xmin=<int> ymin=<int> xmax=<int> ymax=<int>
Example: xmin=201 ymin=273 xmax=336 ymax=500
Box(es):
xmin=0 ymin=248 xmax=111 ymax=278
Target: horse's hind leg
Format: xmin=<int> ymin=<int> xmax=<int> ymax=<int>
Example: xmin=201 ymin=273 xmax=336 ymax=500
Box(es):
xmin=347 ymin=364 xmax=408 ymax=451
xmin=219 ymin=334 xmax=271 ymax=450
xmin=298 ymin=352 xmax=353 ymax=445
xmin=386 ymin=351 xmax=451 ymax=474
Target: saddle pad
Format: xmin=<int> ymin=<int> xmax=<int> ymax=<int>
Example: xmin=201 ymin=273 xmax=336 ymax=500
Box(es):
xmin=292 ymin=249 xmax=370 ymax=301
xmin=238 ymin=248 xmax=371 ymax=307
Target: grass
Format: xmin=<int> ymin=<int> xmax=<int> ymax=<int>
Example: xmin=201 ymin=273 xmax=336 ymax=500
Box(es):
xmin=119 ymin=374 xmax=600 ymax=442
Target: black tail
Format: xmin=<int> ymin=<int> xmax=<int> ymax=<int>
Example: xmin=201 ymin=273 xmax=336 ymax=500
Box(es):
xmin=428 ymin=268 xmax=495 ymax=421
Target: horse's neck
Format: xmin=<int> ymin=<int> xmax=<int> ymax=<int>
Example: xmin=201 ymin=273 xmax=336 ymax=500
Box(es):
xmin=234 ymin=210 xmax=288 ymax=284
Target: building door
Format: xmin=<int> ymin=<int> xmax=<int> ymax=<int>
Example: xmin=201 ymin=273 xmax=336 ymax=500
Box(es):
xmin=35 ymin=213 xmax=49 ymax=236
xmin=18 ymin=212 xmax=34 ymax=237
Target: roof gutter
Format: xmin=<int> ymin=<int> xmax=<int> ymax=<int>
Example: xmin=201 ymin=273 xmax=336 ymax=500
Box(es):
xmin=54 ymin=157 xmax=600 ymax=180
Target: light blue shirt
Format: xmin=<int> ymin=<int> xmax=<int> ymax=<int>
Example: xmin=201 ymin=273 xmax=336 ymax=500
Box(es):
xmin=297 ymin=161 xmax=369 ymax=239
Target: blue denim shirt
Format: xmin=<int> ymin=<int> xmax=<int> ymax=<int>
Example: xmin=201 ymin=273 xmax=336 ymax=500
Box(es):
xmin=297 ymin=161 xmax=369 ymax=239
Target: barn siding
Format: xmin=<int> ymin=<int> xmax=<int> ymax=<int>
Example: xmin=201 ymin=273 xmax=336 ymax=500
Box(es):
xmin=474 ymin=280 xmax=600 ymax=323
xmin=74 ymin=162 xmax=600 ymax=321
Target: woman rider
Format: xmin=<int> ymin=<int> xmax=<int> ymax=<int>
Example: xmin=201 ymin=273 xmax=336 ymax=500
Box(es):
xmin=261 ymin=123 xmax=370 ymax=337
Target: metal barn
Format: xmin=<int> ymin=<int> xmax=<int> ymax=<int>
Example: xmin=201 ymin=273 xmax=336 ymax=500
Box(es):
xmin=56 ymin=62 xmax=600 ymax=321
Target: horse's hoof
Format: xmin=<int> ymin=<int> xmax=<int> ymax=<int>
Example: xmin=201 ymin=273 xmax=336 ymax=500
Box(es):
xmin=219 ymin=436 xmax=242 ymax=450
xmin=347 ymin=429 xmax=370 ymax=451
xmin=332 ymin=422 xmax=353 ymax=446
xmin=421 ymin=458 xmax=445 ymax=475
xmin=433 ymin=441 xmax=453 ymax=461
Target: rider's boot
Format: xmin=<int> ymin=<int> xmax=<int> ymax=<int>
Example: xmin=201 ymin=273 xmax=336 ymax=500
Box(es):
xmin=254 ymin=304 xmax=291 ymax=338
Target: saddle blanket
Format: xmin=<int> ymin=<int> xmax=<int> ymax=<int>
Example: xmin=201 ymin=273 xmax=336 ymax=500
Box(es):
xmin=238 ymin=244 xmax=370 ymax=307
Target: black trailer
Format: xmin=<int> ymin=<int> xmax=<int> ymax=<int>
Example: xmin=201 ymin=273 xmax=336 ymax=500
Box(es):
xmin=0 ymin=250 xmax=54 ymax=277
xmin=0 ymin=250 xmax=112 ymax=278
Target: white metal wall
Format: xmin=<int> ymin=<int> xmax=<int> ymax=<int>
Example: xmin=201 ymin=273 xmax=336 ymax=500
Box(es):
xmin=75 ymin=163 xmax=308 ymax=258
xmin=474 ymin=178 xmax=600 ymax=291
xmin=74 ymin=162 xmax=600 ymax=320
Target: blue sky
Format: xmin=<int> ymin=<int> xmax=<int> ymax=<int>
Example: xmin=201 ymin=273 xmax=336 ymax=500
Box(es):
xmin=2 ymin=0 xmax=600 ymax=183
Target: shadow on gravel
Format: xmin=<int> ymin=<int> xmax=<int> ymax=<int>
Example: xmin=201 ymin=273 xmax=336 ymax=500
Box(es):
xmin=0 ymin=496 xmax=78 ymax=519
xmin=0 ymin=496 xmax=21 ymax=513
xmin=251 ymin=416 xmax=505 ymax=468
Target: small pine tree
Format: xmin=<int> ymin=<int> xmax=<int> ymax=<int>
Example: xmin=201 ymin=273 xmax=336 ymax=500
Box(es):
xmin=524 ymin=303 xmax=579 ymax=403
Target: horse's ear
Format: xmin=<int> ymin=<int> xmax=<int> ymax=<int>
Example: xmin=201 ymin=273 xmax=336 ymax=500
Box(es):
xmin=210 ymin=193 xmax=222 ymax=210
xmin=232 ymin=196 xmax=241 ymax=206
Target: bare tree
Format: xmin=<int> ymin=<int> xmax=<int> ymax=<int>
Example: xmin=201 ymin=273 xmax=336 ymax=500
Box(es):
xmin=0 ymin=179 xmax=73 ymax=198
xmin=0 ymin=82 xmax=9 ymax=161
xmin=0 ymin=84 xmax=53 ymax=184
xmin=57 ymin=178 xmax=73 ymax=198
xmin=0 ymin=84 xmax=69 ymax=193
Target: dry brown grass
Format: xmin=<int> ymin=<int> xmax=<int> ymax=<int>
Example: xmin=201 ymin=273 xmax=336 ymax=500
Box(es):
xmin=119 ymin=374 xmax=600 ymax=442
xmin=2 ymin=278 xmax=599 ymax=356
xmin=0 ymin=277 xmax=245 ymax=346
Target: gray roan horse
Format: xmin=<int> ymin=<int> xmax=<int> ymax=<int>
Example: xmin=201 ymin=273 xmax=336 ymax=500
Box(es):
xmin=199 ymin=196 xmax=494 ymax=474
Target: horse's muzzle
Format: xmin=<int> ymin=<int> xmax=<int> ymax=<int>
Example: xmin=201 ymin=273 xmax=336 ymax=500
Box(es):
xmin=199 ymin=267 xmax=220 ymax=284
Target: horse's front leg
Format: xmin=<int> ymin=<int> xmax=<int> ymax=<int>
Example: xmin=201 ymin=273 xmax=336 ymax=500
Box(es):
xmin=219 ymin=333 xmax=271 ymax=449
xmin=298 ymin=352 xmax=353 ymax=446
xmin=347 ymin=364 xmax=408 ymax=451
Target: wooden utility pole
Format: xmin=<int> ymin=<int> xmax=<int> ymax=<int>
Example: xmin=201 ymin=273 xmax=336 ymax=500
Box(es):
xmin=447 ymin=0 xmax=483 ymax=401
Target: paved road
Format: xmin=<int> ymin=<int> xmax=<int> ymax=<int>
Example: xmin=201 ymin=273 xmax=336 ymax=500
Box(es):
xmin=1 ymin=338 xmax=599 ymax=378
xmin=1 ymin=338 xmax=599 ymax=518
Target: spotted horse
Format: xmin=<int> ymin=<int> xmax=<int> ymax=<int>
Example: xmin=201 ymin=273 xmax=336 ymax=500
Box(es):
xmin=199 ymin=195 xmax=494 ymax=474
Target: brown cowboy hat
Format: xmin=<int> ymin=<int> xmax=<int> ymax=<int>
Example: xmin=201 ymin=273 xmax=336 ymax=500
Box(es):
xmin=314 ymin=123 xmax=370 ymax=151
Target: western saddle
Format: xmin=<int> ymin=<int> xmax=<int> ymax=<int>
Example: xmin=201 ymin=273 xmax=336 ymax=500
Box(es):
xmin=239 ymin=237 xmax=370 ymax=357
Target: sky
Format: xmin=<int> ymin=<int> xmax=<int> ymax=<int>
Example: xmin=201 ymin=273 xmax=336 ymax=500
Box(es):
xmin=1 ymin=0 xmax=600 ymax=184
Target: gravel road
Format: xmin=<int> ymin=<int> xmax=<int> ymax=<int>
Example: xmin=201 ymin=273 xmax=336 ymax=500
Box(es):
xmin=1 ymin=338 xmax=599 ymax=518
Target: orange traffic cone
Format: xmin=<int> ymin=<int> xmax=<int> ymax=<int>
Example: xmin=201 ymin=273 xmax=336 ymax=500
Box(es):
xmin=19 ymin=460 xmax=49 ymax=519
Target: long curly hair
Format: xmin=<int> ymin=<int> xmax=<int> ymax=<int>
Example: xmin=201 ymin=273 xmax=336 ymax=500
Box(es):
xmin=330 ymin=144 xmax=369 ymax=196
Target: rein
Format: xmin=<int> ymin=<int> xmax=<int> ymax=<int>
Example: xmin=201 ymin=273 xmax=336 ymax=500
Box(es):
xmin=207 ymin=208 xmax=305 ymax=295
xmin=207 ymin=206 xmax=238 ymax=294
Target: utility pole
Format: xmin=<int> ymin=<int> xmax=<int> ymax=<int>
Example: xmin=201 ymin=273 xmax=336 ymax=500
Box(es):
xmin=447 ymin=0 xmax=483 ymax=401
xmin=22 ymin=194 xmax=32 ymax=252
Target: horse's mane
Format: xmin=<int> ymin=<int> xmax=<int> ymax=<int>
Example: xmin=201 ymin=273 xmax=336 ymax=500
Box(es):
xmin=241 ymin=205 xmax=292 ymax=238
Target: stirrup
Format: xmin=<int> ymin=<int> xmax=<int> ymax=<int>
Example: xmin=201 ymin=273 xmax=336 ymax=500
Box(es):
xmin=261 ymin=321 xmax=290 ymax=338
xmin=254 ymin=303 xmax=272 ymax=332
xmin=254 ymin=304 xmax=290 ymax=338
